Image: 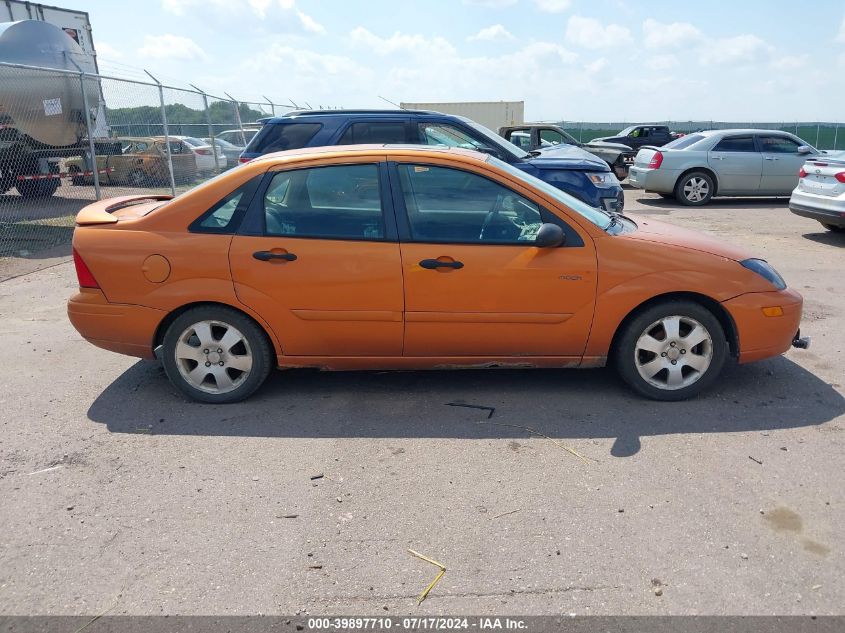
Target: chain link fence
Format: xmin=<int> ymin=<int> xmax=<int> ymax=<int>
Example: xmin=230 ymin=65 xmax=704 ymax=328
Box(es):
xmin=559 ymin=121 xmax=843 ymax=150
xmin=0 ymin=61 xmax=294 ymax=264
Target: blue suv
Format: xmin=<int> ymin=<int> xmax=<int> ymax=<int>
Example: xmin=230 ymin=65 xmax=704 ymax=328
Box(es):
xmin=239 ymin=110 xmax=624 ymax=211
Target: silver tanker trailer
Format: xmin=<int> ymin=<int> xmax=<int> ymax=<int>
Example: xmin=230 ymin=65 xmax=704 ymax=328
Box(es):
xmin=0 ymin=19 xmax=112 ymax=198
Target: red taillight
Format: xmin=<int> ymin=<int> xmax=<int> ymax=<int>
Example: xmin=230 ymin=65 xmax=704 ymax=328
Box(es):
xmin=195 ymin=148 xmax=211 ymax=155
xmin=239 ymin=157 xmax=251 ymax=163
xmin=835 ymin=171 xmax=845 ymax=183
xmin=73 ymin=248 xmax=99 ymax=289
xmin=648 ymin=152 xmax=663 ymax=169
xmin=798 ymin=167 xmax=807 ymax=178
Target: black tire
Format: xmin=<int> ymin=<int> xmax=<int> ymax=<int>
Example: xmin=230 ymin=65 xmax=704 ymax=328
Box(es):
xmin=821 ymin=223 xmax=844 ymax=233
xmin=614 ymin=300 xmax=728 ymax=401
xmin=161 ymin=305 xmax=274 ymax=404
xmin=674 ymin=171 xmax=714 ymax=206
xmin=69 ymin=167 xmax=85 ymax=186
xmin=128 ymin=169 xmax=148 ymax=187
xmin=15 ymin=178 xmax=60 ymax=198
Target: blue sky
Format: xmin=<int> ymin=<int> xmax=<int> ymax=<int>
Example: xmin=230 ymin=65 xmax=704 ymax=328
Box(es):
xmin=63 ymin=0 xmax=845 ymax=121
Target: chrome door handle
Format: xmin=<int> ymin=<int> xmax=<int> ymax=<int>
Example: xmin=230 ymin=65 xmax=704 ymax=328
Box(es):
xmin=764 ymin=156 xmax=779 ymax=161
xmin=711 ymin=156 xmax=726 ymax=160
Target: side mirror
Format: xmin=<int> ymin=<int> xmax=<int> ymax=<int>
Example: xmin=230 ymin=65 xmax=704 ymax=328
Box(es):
xmin=797 ymin=145 xmax=813 ymax=155
xmin=534 ymin=223 xmax=565 ymax=248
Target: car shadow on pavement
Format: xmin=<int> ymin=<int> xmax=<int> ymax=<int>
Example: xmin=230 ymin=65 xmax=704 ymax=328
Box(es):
xmin=87 ymin=355 xmax=844 ymax=457
xmin=633 ymin=196 xmax=791 ymax=211
xmin=802 ymin=231 xmax=845 ymax=247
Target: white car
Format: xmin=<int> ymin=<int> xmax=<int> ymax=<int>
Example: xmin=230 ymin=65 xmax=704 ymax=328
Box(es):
xmin=156 ymin=136 xmax=225 ymax=174
xmin=215 ymin=128 xmax=260 ymax=147
xmin=789 ymin=153 xmax=845 ymax=232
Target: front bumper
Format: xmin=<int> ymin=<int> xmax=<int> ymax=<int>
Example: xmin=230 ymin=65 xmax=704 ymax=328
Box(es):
xmin=68 ymin=289 xmax=165 ymax=359
xmin=722 ymin=288 xmax=804 ymax=364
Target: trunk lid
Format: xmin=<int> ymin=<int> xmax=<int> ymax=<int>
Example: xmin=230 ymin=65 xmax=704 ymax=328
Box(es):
xmin=797 ymin=154 xmax=845 ymax=198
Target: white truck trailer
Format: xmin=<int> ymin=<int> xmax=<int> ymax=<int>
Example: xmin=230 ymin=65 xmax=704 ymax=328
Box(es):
xmin=399 ymin=101 xmax=524 ymax=132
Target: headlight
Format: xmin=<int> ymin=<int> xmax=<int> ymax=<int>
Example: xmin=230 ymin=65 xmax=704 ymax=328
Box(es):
xmin=586 ymin=172 xmax=619 ymax=187
xmin=740 ymin=258 xmax=786 ymax=290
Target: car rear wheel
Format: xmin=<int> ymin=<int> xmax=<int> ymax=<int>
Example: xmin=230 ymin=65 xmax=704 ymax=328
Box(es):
xmin=615 ymin=300 xmax=728 ymax=401
xmin=674 ymin=171 xmax=714 ymax=206
xmin=162 ymin=306 xmax=274 ymax=403
xmin=821 ymin=223 xmax=844 ymax=233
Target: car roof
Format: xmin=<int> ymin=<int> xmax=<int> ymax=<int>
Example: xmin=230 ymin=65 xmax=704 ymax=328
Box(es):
xmin=261 ymin=108 xmax=444 ymax=124
xmin=695 ymin=129 xmax=796 ymax=137
xmin=247 ymin=143 xmax=487 ymax=165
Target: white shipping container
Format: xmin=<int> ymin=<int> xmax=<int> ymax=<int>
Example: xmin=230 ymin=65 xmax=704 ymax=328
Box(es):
xmin=400 ymin=101 xmax=524 ymax=132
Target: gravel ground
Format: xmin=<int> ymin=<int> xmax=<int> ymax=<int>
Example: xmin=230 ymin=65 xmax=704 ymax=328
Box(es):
xmin=0 ymin=189 xmax=842 ymax=616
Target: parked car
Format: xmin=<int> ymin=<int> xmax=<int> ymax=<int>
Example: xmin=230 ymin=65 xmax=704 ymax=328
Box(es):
xmin=157 ymin=136 xmax=224 ymax=174
xmin=628 ymin=130 xmax=819 ymax=206
xmin=240 ymin=109 xmax=624 ymax=212
xmin=215 ymin=128 xmax=260 ymax=146
xmin=789 ymin=153 xmax=845 ymax=232
xmin=67 ymin=136 xmax=198 ymax=187
xmin=204 ymin=137 xmax=242 ymax=168
xmin=592 ymin=125 xmax=676 ymax=151
xmin=499 ymin=124 xmax=635 ymax=180
xmin=68 ymin=145 xmax=806 ymax=404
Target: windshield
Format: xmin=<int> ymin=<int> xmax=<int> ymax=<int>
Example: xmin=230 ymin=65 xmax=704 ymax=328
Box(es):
xmin=617 ymin=126 xmax=636 ymax=136
xmin=458 ymin=117 xmax=530 ymax=160
xmin=486 ymin=156 xmax=613 ymax=229
xmin=182 ymin=137 xmax=206 ymax=147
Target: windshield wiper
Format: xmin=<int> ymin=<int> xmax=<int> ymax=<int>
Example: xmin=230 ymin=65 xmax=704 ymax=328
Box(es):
xmin=604 ymin=213 xmax=621 ymax=231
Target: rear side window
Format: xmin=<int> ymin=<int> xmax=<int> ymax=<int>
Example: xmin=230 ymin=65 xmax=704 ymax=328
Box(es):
xmin=338 ymin=122 xmax=407 ymax=144
xmin=251 ymin=123 xmax=322 ymax=153
xmin=713 ymin=136 xmax=756 ymax=152
xmin=190 ymin=178 xmax=260 ymax=233
xmin=263 ymin=164 xmax=385 ymax=240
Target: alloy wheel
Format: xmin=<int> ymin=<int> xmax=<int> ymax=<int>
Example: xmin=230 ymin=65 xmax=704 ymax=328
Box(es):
xmin=634 ymin=315 xmax=713 ymax=391
xmin=174 ymin=320 xmax=253 ymax=394
xmin=683 ymin=177 xmax=709 ymax=202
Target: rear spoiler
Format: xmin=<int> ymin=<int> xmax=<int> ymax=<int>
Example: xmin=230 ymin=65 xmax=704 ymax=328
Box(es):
xmin=76 ymin=194 xmax=173 ymax=226
xmin=638 ymin=145 xmax=662 ymax=152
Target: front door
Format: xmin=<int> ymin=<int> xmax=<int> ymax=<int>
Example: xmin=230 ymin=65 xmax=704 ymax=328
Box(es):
xmin=391 ymin=161 xmax=597 ymax=358
xmin=229 ymin=161 xmax=404 ymax=357
xmin=757 ymin=134 xmax=811 ymax=194
xmin=707 ymin=134 xmax=761 ymax=193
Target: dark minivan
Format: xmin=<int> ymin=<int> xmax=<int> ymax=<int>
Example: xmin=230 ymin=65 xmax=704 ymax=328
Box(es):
xmin=240 ymin=110 xmax=624 ymax=211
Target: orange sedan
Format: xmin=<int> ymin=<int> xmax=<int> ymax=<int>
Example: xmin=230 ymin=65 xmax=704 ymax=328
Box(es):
xmin=68 ymin=145 xmax=807 ymax=403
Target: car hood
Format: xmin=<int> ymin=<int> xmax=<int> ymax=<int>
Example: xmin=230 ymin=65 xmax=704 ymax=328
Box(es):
xmin=528 ymin=144 xmax=608 ymax=170
xmin=584 ymin=140 xmax=632 ymax=152
xmin=624 ymin=215 xmax=752 ymax=261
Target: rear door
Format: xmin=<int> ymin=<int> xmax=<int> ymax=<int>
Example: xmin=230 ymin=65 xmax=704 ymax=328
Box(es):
xmin=707 ymin=135 xmax=761 ymax=193
xmin=757 ymin=135 xmax=811 ymax=194
xmin=390 ymin=160 xmax=596 ymax=358
xmin=228 ymin=159 xmax=404 ymax=357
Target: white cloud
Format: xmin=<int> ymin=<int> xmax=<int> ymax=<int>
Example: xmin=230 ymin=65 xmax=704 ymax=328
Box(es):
xmin=646 ymin=54 xmax=679 ymax=70
xmin=349 ymin=27 xmax=457 ymax=57
xmin=565 ymin=15 xmax=632 ymax=49
xmin=137 ymin=34 xmax=208 ymax=61
xmin=642 ymin=18 xmax=703 ymax=49
xmin=770 ymin=55 xmax=809 ymax=71
xmin=535 ymin=0 xmax=571 ymax=13
xmin=700 ymin=34 xmax=772 ymax=66
xmin=586 ymin=58 xmax=608 ymax=73
xmin=297 ymin=10 xmax=325 ymax=34
xmin=468 ymin=24 xmax=514 ymax=42
xmin=96 ymin=42 xmax=124 ymax=60
xmin=462 ymin=0 xmax=517 ymax=7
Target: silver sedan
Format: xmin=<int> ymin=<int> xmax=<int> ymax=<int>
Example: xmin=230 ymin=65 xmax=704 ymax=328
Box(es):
xmin=628 ymin=129 xmax=818 ymax=205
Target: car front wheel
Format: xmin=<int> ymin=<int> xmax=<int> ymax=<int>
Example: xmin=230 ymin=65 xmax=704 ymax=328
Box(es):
xmin=161 ymin=306 xmax=274 ymax=403
xmin=674 ymin=171 xmax=714 ymax=206
xmin=615 ymin=301 xmax=728 ymax=401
